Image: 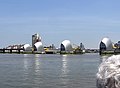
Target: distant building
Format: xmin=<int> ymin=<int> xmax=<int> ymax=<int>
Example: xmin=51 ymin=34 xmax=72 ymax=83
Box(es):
xmin=114 ymin=41 xmax=120 ymax=49
xmin=80 ymin=43 xmax=85 ymax=50
xmin=51 ymin=44 xmax=56 ymax=49
xmin=113 ymin=41 xmax=120 ymax=54
xmin=32 ymin=33 xmax=41 ymax=47
xmin=6 ymin=44 xmax=24 ymax=49
xmin=60 ymin=40 xmax=73 ymax=52
xmin=99 ymin=37 xmax=113 ymax=51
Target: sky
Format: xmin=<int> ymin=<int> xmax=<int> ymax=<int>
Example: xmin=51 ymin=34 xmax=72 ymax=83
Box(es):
xmin=0 ymin=0 xmax=120 ymax=49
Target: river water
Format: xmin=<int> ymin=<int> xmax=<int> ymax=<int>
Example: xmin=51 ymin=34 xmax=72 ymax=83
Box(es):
xmin=0 ymin=53 xmax=101 ymax=88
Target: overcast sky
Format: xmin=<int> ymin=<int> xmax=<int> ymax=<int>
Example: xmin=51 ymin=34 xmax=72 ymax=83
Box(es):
xmin=0 ymin=0 xmax=120 ymax=48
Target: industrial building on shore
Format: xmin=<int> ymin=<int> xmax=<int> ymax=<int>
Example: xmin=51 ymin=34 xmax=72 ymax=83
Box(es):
xmin=99 ymin=37 xmax=120 ymax=55
xmin=0 ymin=33 xmax=85 ymax=54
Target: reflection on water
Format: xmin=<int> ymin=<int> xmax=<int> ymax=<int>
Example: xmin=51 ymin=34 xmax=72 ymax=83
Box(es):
xmin=61 ymin=55 xmax=69 ymax=86
xmin=23 ymin=54 xmax=41 ymax=73
xmin=34 ymin=54 xmax=41 ymax=73
xmin=62 ymin=55 xmax=69 ymax=75
xmin=0 ymin=54 xmax=100 ymax=88
xmin=23 ymin=56 xmax=29 ymax=70
xmin=23 ymin=54 xmax=42 ymax=87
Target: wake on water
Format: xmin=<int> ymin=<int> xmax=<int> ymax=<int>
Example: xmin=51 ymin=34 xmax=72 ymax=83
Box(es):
xmin=97 ymin=55 xmax=120 ymax=88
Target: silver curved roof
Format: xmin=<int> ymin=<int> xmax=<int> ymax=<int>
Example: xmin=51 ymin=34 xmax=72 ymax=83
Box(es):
xmin=24 ymin=44 xmax=32 ymax=51
xmin=101 ymin=37 xmax=113 ymax=50
xmin=34 ymin=42 xmax=44 ymax=52
xmin=61 ymin=40 xmax=72 ymax=51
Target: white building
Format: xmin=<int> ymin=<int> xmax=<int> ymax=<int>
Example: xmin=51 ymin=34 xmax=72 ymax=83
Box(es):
xmin=34 ymin=42 xmax=44 ymax=53
xmin=23 ymin=44 xmax=32 ymax=51
xmin=100 ymin=37 xmax=113 ymax=51
xmin=60 ymin=40 xmax=73 ymax=52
